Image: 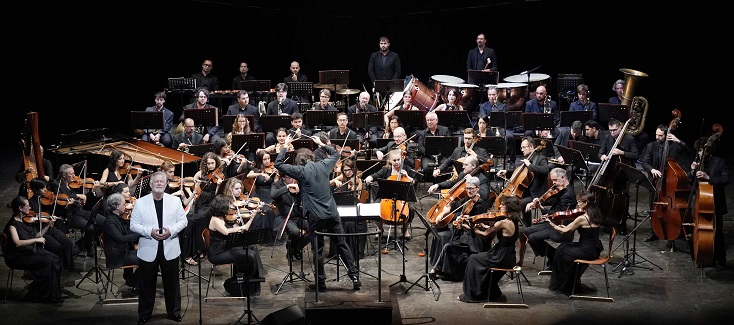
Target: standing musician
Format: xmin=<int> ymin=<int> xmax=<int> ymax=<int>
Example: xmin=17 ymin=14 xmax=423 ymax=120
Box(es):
xmin=271 ymin=173 xmax=308 ymax=260
xmin=172 ymin=118 xmax=204 ymax=151
xmin=102 ymin=193 xmax=142 ymax=294
xmin=97 ymin=148 xmax=143 ymax=194
xmin=433 ymin=128 xmax=491 ymax=182
xmin=597 ymin=118 xmax=639 ymax=235
xmin=364 ymin=149 xmax=418 ymax=240
xmin=547 ymin=191 xmax=604 ymax=295
xmin=27 ymin=178 xmax=74 ymax=272
xmin=180 ymin=152 xmax=223 ymax=266
xmin=57 ymin=163 xmax=106 ymax=257
xmin=130 ymin=171 xmax=187 ymax=324
xmin=496 ymin=137 xmax=550 ymax=227
xmin=207 ymin=194 xmax=266 ymax=296
xmin=275 ymin=134 xmax=362 ymax=291
xmin=522 ymin=168 xmax=578 ymax=270
xmin=459 ymin=195 xmax=520 ymax=303
xmin=428 ymin=176 xmax=488 ymax=281
xmin=179 ymin=88 xmax=220 ymax=144
xmin=690 ymin=136 xmax=729 ymax=271
xmin=641 ymin=124 xmax=689 ymax=243
xmin=3 ymin=196 xmax=62 ymax=303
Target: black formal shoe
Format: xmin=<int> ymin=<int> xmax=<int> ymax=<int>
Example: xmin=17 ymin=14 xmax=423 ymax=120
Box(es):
xmin=130 ymin=287 xmax=139 ymax=296
xmin=168 ymin=314 xmax=183 ymax=322
xmin=308 ymin=283 xmax=327 ymax=292
xmin=643 ymin=234 xmax=659 ymax=242
xmin=137 ymin=317 xmax=150 ymax=325
xmin=350 ymin=275 xmax=362 ymax=290
xmin=666 ymin=240 xmax=674 ymax=249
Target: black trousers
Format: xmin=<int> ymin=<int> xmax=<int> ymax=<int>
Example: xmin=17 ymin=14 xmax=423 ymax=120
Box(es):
xmin=303 ymin=214 xmax=358 ymax=284
xmin=138 ymin=244 xmax=181 ymax=319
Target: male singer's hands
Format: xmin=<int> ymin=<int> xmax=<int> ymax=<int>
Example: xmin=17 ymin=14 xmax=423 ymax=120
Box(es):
xmin=152 ymin=227 xmax=171 ymax=241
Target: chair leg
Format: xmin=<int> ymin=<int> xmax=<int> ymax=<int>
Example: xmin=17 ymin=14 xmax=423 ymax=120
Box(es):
xmin=4 ymin=268 xmax=13 ymax=303
xmin=205 ymin=265 xmax=214 ymax=298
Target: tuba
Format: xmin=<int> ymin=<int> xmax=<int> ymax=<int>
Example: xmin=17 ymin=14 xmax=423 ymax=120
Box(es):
xmin=620 ymin=68 xmax=649 ymax=136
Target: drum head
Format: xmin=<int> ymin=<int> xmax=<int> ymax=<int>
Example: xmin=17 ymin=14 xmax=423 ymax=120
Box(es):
xmin=431 ymin=75 xmax=465 ymax=83
xmin=503 ymin=73 xmax=550 ymax=83
xmin=496 ymin=82 xmax=527 ymax=89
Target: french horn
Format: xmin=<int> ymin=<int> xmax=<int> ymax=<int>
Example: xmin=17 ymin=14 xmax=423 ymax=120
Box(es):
xmin=620 ymin=68 xmax=649 ymax=136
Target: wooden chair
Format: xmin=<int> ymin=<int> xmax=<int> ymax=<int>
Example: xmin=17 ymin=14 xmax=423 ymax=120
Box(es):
xmin=201 ymin=228 xmax=235 ymax=301
xmin=1 ymin=231 xmax=26 ymax=303
xmin=484 ymin=232 xmax=530 ymax=309
xmin=569 ymin=228 xmax=616 ymax=302
xmin=98 ymin=234 xmax=138 ymax=303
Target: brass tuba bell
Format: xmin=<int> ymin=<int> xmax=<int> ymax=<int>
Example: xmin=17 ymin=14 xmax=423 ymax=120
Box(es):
xmin=619 ymin=68 xmax=649 ymax=136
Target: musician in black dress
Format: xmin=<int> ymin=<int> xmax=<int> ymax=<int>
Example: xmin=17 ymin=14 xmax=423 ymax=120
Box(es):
xmin=102 ymin=193 xmax=141 ymax=292
xmin=207 ymin=194 xmax=265 ymax=295
xmin=459 ymin=195 xmax=520 ymax=302
xmin=428 ymin=177 xmax=488 ymax=281
xmin=27 ymin=178 xmax=74 ymax=271
xmin=690 ymin=136 xmax=729 ymax=271
xmin=547 ymin=192 xmax=604 ymax=295
xmin=3 ymin=196 xmax=62 ymax=303
xmin=641 ymin=124 xmax=689 ymax=243
xmin=181 ymin=152 xmax=222 ymax=266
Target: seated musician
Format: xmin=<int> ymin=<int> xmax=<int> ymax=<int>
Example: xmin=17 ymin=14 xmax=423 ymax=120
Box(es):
xmin=329 ymin=159 xmax=367 ymax=259
xmin=179 ymin=88 xmax=220 ymax=144
xmin=271 ymin=173 xmax=307 ymax=259
xmin=102 ymin=193 xmax=141 ymax=294
xmin=57 ymin=164 xmax=106 ymax=257
xmin=433 ymin=88 xmax=464 ymax=111
xmin=4 ymin=196 xmax=62 ymax=303
xmin=418 ymin=112 xmax=452 ymax=183
xmin=260 ymin=127 xmax=295 ymax=156
xmin=312 ymin=89 xmax=338 ymax=111
xmin=582 ymin=119 xmax=608 ymax=146
xmin=432 ymin=128 xmax=491 ymax=183
xmin=524 ymin=85 xmax=560 ymax=138
xmin=328 ymin=112 xmax=361 ymax=144
xmin=496 ymin=137 xmax=550 ymax=227
xmin=521 ymin=168 xmax=578 ymax=269
xmin=459 ymin=195 xmax=521 ymax=303
xmin=27 ymin=178 xmax=74 ymax=272
xmin=222 ymin=178 xmax=273 ymax=244
xmin=172 ymin=118 xmax=205 ymax=151
xmin=265 ymin=113 xmax=312 ymax=147
xmin=552 ymin=120 xmax=587 ymax=166
xmin=214 ymin=138 xmax=251 ymax=178
xmin=378 ymin=115 xmax=402 ymax=142
xmin=247 ymin=151 xmax=278 ymax=204
xmin=546 ymin=192 xmax=603 ymax=295
xmin=428 ymin=176 xmax=488 ymax=281
xmin=373 ymin=127 xmax=421 ymax=171
xmin=364 ymin=149 xmax=418 ymax=239
xmin=266 ymin=82 xmax=299 ymax=116
xmin=476 ymin=114 xmax=516 ymax=168
xmin=15 ymin=145 xmax=53 ymax=198
xmin=226 ymin=91 xmax=261 ymax=132
xmin=180 ymin=152 xmax=223 ymax=266
xmin=383 ymin=92 xmax=420 ymax=126
xmin=160 ymin=160 xmax=194 ymax=208
xmin=207 ymin=194 xmax=265 ymax=296
xmin=140 ymin=91 xmax=174 ymax=148
xmin=346 ymin=91 xmax=379 ymax=139
xmin=97 ymin=149 xmax=143 ymax=194
xmin=428 ymin=156 xmax=491 ymax=203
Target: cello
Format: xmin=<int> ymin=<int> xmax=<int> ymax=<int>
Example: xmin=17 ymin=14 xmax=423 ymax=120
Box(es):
xmin=685 ymin=123 xmax=721 ymax=265
xmin=651 ymin=109 xmax=689 ymax=241
xmin=379 ymin=151 xmax=412 ymax=225
xmin=493 ymin=140 xmax=546 ymax=210
xmin=426 ymin=160 xmax=491 ymax=225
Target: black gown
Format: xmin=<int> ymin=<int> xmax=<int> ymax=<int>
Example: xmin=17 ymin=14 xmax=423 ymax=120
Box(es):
xmin=432 ymin=198 xmax=488 ymax=280
xmin=548 ymin=224 xmax=603 ymax=294
xmin=207 ymin=224 xmax=266 ymax=295
xmin=460 ymin=220 xmax=518 ymax=302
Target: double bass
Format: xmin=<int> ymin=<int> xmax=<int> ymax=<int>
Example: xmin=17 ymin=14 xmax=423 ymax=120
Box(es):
xmin=651 ymin=110 xmax=689 ymax=241
xmin=493 ymin=140 xmax=546 ymax=210
xmin=685 ymin=123 xmax=722 ymax=265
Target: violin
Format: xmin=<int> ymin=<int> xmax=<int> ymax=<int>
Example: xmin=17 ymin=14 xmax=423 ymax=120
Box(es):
xmin=168 ymin=176 xmax=196 ymax=190
xmin=68 ymin=175 xmax=96 ymax=189
xmin=206 ymin=169 xmax=226 ymax=184
xmin=41 ymin=192 xmax=75 ymax=206
xmin=22 ymin=211 xmax=58 ymax=224
xmin=535 ymin=208 xmax=585 ymax=224
xmin=470 ymin=211 xmax=509 ymax=225
xmin=119 ymin=162 xmax=152 ymax=176
xmin=530 ymin=183 xmax=566 ymax=210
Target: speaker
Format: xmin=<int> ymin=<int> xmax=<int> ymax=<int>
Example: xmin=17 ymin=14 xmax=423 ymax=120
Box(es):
xmin=261 ymin=304 xmax=307 ymax=325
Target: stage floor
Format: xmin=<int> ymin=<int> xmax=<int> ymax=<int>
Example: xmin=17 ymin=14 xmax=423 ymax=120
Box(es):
xmin=1 ymin=150 xmax=732 ymax=325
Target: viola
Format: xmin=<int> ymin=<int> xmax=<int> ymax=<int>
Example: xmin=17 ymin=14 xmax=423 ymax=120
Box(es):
xmin=535 ymin=208 xmax=585 ymax=224
xmin=22 ymin=211 xmax=57 ymax=224
xmin=41 ymin=192 xmax=75 ymax=206
xmin=471 ymin=212 xmax=509 ymax=225
xmin=68 ymin=175 xmax=96 ymax=189
xmin=206 ymin=169 xmax=226 ymax=184
xmin=119 ymin=162 xmax=151 ymax=176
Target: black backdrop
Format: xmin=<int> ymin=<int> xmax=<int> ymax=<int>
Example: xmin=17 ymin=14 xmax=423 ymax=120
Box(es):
xmin=10 ymin=1 xmax=722 ymax=160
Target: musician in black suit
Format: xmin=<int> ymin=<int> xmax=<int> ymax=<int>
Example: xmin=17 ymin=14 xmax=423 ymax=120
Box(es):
xmin=266 ymin=83 xmax=299 ymax=116
xmin=496 ymin=137 xmax=550 ymax=227
xmin=172 ymin=118 xmax=204 ymax=151
xmin=641 ymin=124 xmax=689 ymax=243
xmin=690 ymin=136 xmax=729 ymax=271
xmin=373 ymin=127 xmax=421 ymax=170
xmin=418 ymin=112 xmax=452 ymax=183
xmin=231 ymin=61 xmax=256 ymax=90
xmin=102 ymin=193 xmax=141 ymax=292
xmin=597 ymin=118 xmax=639 ymax=235
xmin=427 ymin=155 xmax=491 ymax=203
xmin=433 ymin=128 xmax=491 ymax=182
xmin=226 ymin=91 xmax=261 ymax=132
xmin=368 ymin=36 xmax=401 ymax=84
xmin=466 ymin=33 xmax=498 ymax=72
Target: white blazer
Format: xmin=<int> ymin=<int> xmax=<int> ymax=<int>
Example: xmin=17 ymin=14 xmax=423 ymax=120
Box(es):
xmin=130 ymin=193 xmax=188 ymax=262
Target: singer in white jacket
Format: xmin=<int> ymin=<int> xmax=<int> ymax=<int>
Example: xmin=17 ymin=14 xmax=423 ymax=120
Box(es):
xmin=130 ymin=171 xmax=188 ymax=324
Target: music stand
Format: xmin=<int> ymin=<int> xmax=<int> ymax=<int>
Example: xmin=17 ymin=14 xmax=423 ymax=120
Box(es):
xmin=319 ymin=70 xmax=349 ymax=95
xmin=424 ymin=136 xmax=459 ymax=170
xmin=187 ymin=143 xmax=216 ymax=157
xmin=292 ymin=138 xmax=316 ymax=151
xmin=240 ymin=80 xmax=271 ymax=92
xmin=260 ymin=115 xmax=292 ymax=133
xmin=612 ymin=163 xmax=661 ymax=278
xmin=376 ymin=178 xmax=416 ymax=287
xmin=394 ymin=110 xmax=427 ymax=131
xmin=221 ymin=115 xmax=255 ymax=134
xmin=374 ymin=79 xmax=405 ymax=108
xmin=522 ymin=113 xmax=555 ymax=132
xmin=557 ymin=74 xmax=583 ymax=99
xmin=405 ymin=209 xmax=438 ymax=299
xmin=227 ymin=228 xmax=268 ymax=325
xmin=130 ymin=111 xmax=164 ymax=132
xmin=351 ymin=112 xmax=385 ymax=131
xmin=183 ymin=107 xmax=219 ymax=129
xmin=560 ymin=111 xmax=593 ymax=128
xmin=304 ymin=110 xmax=338 ymax=130
xmin=375 ymin=138 xmax=392 ymax=150
xmin=569 ymin=140 xmax=601 ymax=163
xmin=286 ymin=82 xmax=314 ymax=102
xmin=435 ymin=110 xmax=472 ymax=132
xmin=475 ymin=136 xmax=506 ymax=157
xmin=533 ymin=137 xmax=556 ymax=157
xmin=231 ymin=134 xmax=265 ymax=155
xmin=598 ymin=103 xmax=629 ymax=125
xmin=467 ymin=70 xmax=499 ymax=87
xmin=555 ymin=145 xmax=591 ymax=188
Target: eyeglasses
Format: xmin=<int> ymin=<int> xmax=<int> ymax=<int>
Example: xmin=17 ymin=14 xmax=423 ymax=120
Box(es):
xmin=466 ymin=186 xmax=478 ymax=190
xmin=203 ymin=64 xmax=212 ymax=67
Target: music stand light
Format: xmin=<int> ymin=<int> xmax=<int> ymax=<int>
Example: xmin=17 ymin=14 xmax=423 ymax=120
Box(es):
xmin=260 ymin=115 xmax=292 ymax=134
